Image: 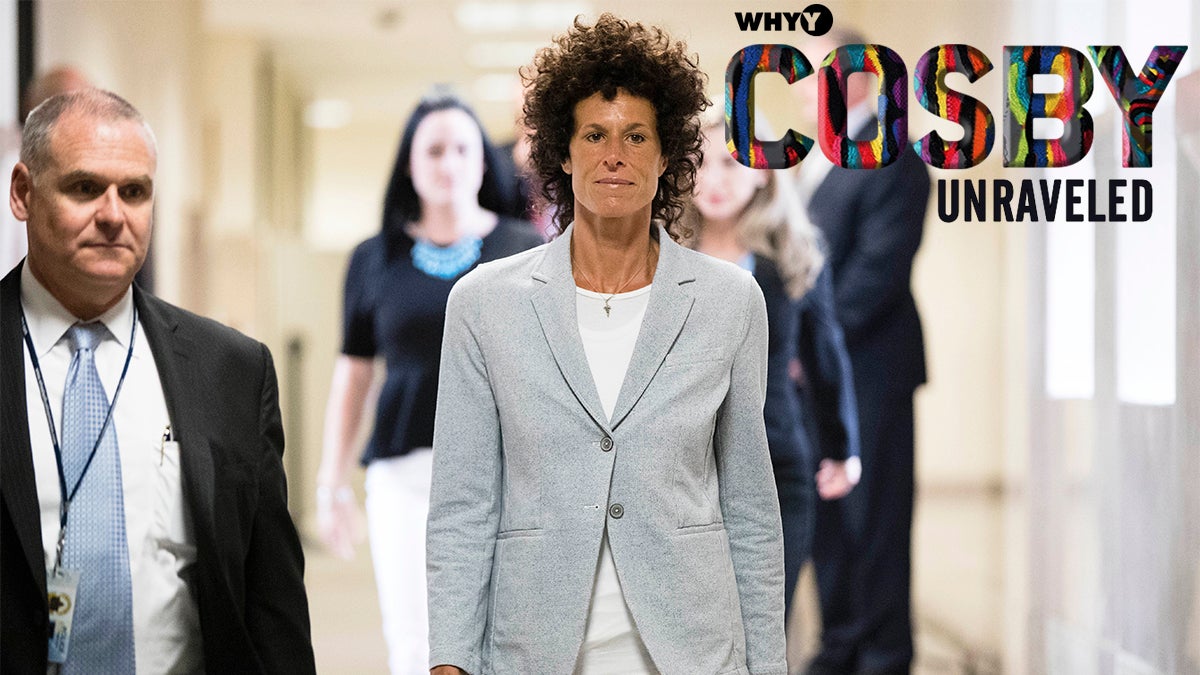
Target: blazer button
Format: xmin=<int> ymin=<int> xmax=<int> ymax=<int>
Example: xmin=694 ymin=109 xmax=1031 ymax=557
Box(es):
xmin=609 ymin=503 xmax=624 ymax=519
xmin=600 ymin=436 xmax=614 ymax=452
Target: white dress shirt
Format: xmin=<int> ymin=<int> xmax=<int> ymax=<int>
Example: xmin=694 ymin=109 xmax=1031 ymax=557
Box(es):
xmin=575 ymin=284 xmax=659 ymax=674
xmin=21 ymin=264 xmax=203 ymax=673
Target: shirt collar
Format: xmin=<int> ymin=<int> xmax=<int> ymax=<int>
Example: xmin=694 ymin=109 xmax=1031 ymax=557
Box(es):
xmin=20 ymin=262 xmax=135 ymax=358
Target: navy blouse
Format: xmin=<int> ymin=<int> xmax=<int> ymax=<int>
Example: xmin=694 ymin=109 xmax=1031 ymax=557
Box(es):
xmin=341 ymin=217 xmax=543 ymax=464
xmin=754 ymin=255 xmax=860 ymax=477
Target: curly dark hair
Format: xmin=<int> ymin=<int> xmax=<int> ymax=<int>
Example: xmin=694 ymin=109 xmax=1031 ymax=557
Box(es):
xmin=521 ymin=13 xmax=709 ymax=239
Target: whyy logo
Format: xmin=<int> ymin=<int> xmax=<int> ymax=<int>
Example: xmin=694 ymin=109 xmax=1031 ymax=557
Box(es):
xmin=735 ymin=4 xmax=832 ymax=36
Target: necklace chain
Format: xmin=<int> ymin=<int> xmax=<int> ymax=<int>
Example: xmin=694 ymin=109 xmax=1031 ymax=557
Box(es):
xmin=571 ymin=242 xmax=652 ymax=317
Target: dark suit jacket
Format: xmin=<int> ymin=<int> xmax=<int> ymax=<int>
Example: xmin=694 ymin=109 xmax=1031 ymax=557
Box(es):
xmin=1 ymin=263 xmax=315 ymax=674
xmin=807 ymin=143 xmax=930 ymax=397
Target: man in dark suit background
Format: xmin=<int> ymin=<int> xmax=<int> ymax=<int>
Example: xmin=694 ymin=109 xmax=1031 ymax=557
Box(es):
xmin=797 ymin=29 xmax=930 ymax=675
xmin=1 ymin=89 xmax=314 ymax=673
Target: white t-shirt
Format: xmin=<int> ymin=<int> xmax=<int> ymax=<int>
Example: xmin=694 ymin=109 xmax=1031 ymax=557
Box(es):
xmin=576 ymin=284 xmax=652 ymax=420
xmin=574 ymin=284 xmax=659 ymax=674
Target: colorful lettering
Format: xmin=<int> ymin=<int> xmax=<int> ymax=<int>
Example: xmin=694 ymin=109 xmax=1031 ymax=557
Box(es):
xmin=1089 ymin=45 xmax=1188 ymax=167
xmin=818 ymin=43 xmax=908 ymax=169
xmin=913 ymin=44 xmax=995 ymax=169
xmin=1003 ymin=46 xmax=1094 ymax=167
xmin=724 ymin=44 xmax=815 ymax=169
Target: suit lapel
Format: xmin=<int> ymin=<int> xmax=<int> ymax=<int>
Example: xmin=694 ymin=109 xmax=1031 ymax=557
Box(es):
xmin=608 ymin=229 xmax=695 ymax=429
xmin=528 ymin=226 xmax=698 ymax=432
xmin=1 ymin=262 xmax=48 ymax=594
xmin=134 ymin=290 xmax=216 ymax=554
xmin=530 ymin=226 xmax=610 ymax=431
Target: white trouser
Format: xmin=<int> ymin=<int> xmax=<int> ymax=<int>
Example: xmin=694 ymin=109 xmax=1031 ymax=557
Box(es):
xmin=365 ymin=449 xmax=433 ymax=675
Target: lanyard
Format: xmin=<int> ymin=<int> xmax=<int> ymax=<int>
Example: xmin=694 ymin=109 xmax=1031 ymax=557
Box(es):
xmin=20 ymin=305 xmax=137 ymax=571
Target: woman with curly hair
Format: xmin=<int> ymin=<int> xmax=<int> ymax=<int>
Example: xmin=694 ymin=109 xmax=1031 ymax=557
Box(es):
xmin=685 ymin=114 xmax=861 ymax=640
xmin=426 ymin=13 xmax=787 ymax=675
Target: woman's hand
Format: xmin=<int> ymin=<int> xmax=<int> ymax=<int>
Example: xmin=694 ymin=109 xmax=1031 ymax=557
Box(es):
xmin=316 ymin=483 xmax=365 ymax=560
xmin=816 ymin=456 xmax=861 ymax=500
xmin=317 ymin=355 xmax=375 ymax=559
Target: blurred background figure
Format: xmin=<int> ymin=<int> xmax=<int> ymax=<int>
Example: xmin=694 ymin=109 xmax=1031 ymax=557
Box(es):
xmin=2 ymin=64 xmax=91 ymax=272
xmin=495 ymin=80 xmax=533 ymax=215
xmin=495 ymin=78 xmax=555 ymax=238
xmin=684 ymin=114 xmax=861 ymax=668
xmin=19 ymin=64 xmax=91 ymax=122
xmin=315 ymin=88 xmax=540 ymax=674
xmin=793 ymin=28 xmax=931 ymax=675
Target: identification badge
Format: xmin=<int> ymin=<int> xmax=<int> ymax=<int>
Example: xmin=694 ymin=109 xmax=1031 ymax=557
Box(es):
xmin=46 ymin=567 xmax=80 ymax=664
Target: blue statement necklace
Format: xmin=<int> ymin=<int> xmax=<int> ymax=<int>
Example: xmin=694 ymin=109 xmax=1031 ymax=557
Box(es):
xmin=411 ymin=235 xmax=483 ymax=280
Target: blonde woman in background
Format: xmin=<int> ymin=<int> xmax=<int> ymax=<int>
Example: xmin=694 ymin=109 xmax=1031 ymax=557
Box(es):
xmin=686 ymin=115 xmax=861 ymax=639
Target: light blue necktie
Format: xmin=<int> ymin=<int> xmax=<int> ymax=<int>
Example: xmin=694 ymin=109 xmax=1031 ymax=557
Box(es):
xmin=59 ymin=322 xmax=136 ymax=674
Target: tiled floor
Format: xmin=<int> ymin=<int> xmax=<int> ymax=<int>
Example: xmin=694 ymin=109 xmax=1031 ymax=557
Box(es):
xmin=308 ymin=542 xmax=389 ymax=673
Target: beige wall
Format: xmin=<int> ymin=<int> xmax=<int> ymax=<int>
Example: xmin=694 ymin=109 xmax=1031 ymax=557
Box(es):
xmin=0 ymin=0 xmax=16 ymax=129
xmin=305 ymin=120 xmax=397 ymax=251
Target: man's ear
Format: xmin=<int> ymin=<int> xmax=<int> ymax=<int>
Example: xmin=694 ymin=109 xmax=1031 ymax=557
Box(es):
xmin=9 ymin=163 xmax=32 ymax=222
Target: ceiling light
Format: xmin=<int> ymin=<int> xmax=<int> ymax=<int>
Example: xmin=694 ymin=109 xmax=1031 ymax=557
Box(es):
xmin=304 ymin=99 xmax=352 ymax=129
xmin=473 ymin=73 xmax=522 ymax=102
xmin=466 ymin=41 xmax=547 ymax=69
xmin=455 ymin=1 xmax=591 ymax=33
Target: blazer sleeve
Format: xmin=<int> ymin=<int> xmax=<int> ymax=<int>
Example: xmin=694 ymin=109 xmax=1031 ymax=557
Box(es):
xmin=797 ymin=266 xmax=860 ymax=462
xmin=244 ymin=343 xmax=317 ymax=673
xmin=827 ymin=150 xmax=929 ymax=343
xmin=714 ymin=280 xmax=788 ymax=675
xmin=426 ymin=279 xmax=503 ymax=675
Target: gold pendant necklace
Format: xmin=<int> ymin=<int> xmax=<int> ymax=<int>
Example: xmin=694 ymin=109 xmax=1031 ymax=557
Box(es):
xmin=572 ymin=242 xmax=652 ymax=317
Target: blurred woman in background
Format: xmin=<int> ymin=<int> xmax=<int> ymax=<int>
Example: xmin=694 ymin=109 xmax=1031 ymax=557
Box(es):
xmin=685 ymin=115 xmax=861 ymax=636
xmin=316 ymin=88 xmax=540 ymax=674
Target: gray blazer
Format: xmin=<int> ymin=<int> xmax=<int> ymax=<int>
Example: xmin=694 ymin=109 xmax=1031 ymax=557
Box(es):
xmin=427 ymin=224 xmax=787 ymax=675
